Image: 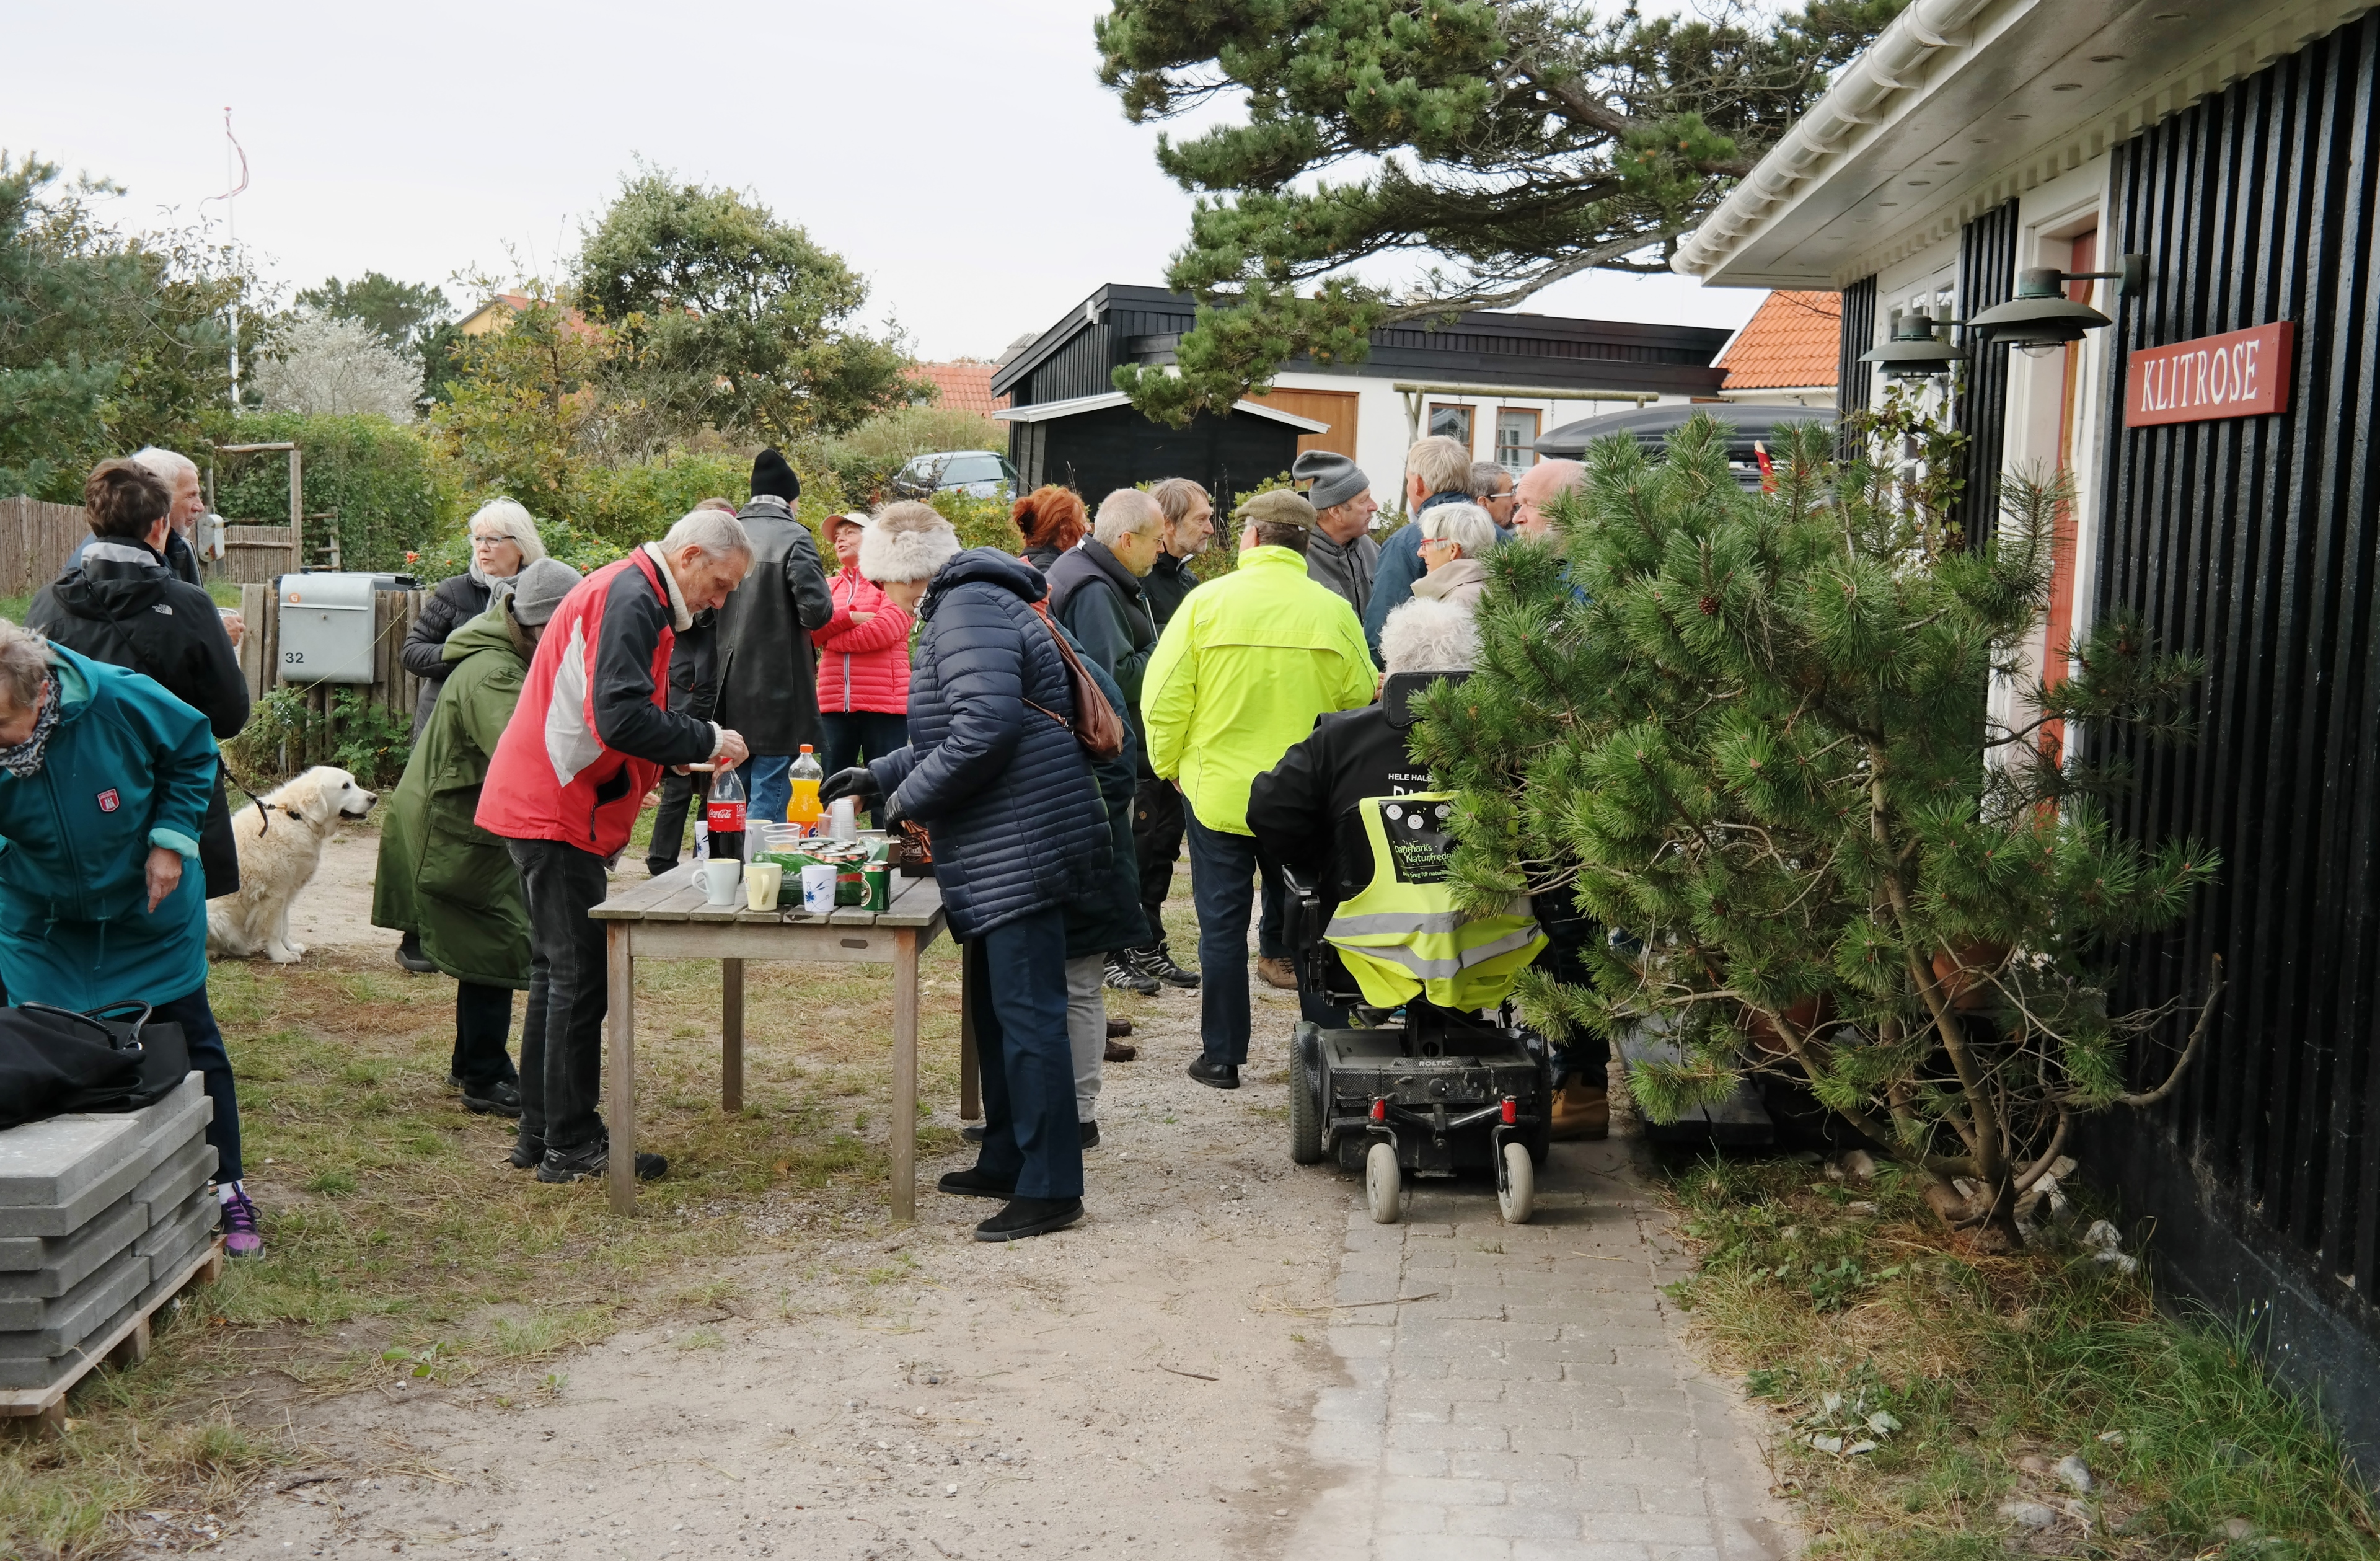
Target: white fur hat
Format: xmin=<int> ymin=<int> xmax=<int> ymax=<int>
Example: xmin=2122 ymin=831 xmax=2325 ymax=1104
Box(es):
xmin=1379 ymin=596 xmax=1479 ymax=676
xmin=860 ymin=500 xmax=961 ymax=583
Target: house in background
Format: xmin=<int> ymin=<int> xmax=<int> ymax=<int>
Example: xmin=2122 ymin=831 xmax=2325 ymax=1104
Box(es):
xmin=989 ymin=284 xmax=1731 ymax=510
xmin=1710 ymin=290 xmax=1841 ymax=407
xmin=453 ymin=293 xmax=596 ymax=339
xmin=906 ymin=359 xmax=1011 ymax=417
xmin=1672 ymin=0 xmax=2380 ymax=1463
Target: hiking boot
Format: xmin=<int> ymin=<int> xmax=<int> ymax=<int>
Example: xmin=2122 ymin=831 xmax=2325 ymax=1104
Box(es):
xmin=1135 ymin=943 xmax=1201 ymax=990
xmin=975 ymin=1196 xmax=1084 ymax=1242
xmin=395 ymin=932 xmax=437 ymax=975
xmin=1550 ymin=1076 xmax=1609 ymax=1141
xmin=1106 ymin=1017 xmax=1134 ymax=1040
xmin=1080 ymin=1121 xmax=1100 ymax=1149
xmin=1186 ymin=1057 xmax=1240 ymax=1090
xmin=218 ymin=1184 xmax=262 ymax=1259
xmin=462 ymin=1079 xmax=522 ymax=1118
xmin=1104 ymin=1037 xmax=1137 ymax=1063
xmin=1256 ymin=955 xmax=1298 ymax=991
xmin=535 ymin=1141 xmax=666 ymax=1183
xmin=1103 ymin=954 xmax=1159 ymax=996
xmin=508 ymin=1135 xmax=545 ymax=1170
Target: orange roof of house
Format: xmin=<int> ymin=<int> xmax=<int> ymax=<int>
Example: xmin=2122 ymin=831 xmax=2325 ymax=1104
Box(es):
xmin=1716 ymin=291 xmax=1841 ymax=390
xmin=909 ymin=360 xmax=1011 ymax=415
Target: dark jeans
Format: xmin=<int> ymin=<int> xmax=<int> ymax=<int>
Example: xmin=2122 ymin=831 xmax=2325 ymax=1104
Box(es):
xmin=964 ymin=907 xmax=1082 ymax=1201
xmin=154 ymin=986 xmax=242 ymax=1185
xmin=1187 ymin=813 xmax=1284 ymax=1067
xmin=821 ymin=711 xmax=909 ymax=779
xmin=646 ymin=769 xmax=704 ymax=873
xmin=507 ymin=838 xmax=611 ymax=1152
xmin=1133 ymin=778 xmax=1184 ymax=947
xmin=452 ymin=981 xmax=525 ymax=1091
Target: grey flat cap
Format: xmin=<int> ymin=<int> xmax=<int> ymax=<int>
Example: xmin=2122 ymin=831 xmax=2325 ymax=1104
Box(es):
xmin=1292 ymin=449 xmax=1371 ymax=511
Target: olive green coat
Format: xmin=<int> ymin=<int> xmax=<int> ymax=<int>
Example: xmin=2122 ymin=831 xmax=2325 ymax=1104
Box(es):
xmin=371 ymin=606 xmax=534 ymax=988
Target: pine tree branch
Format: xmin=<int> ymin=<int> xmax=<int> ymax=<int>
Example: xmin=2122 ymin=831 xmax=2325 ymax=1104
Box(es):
xmin=2117 ymin=955 xmax=2224 ymax=1107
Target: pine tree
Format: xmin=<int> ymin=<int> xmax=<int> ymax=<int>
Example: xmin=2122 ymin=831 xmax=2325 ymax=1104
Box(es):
xmin=1414 ymin=412 xmax=2220 ymax=1249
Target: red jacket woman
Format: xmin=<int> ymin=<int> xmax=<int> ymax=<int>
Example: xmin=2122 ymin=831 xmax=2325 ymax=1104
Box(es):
xmin=811 ymin=511 xmax=913 ymax=775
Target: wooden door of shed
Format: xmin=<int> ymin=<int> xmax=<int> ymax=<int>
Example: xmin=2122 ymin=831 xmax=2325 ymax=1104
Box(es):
xmin=1248 ymin=388 xmax=1359 ymax=458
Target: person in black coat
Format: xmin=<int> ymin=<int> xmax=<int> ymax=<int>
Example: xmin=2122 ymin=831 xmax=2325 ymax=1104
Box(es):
xmin=29 ymin=460 xmax=250 ymax=900
xmin=402 ymin=499 xmax=546 ymax=737
xmin=715 ymin=451 xmax=834 ymax=823
xmin=819 ymin=503 xmax=1111 ymax=1244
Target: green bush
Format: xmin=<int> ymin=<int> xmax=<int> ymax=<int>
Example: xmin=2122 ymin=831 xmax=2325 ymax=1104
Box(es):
xmin=203 ymin=412 xmax=458 ymax=575
xmin=804 ymin=404 xmax=1005 ymax=508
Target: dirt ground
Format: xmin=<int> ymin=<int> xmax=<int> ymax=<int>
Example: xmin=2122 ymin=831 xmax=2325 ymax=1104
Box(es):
xmin=231 ymin=832 xmax=1358 ymax=1559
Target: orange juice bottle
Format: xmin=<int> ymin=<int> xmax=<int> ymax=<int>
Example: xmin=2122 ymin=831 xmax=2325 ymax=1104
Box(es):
xmin=788 ymin=745 xmax=824 ymax=832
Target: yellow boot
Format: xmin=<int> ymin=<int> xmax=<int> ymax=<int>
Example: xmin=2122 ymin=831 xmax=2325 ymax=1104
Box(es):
xmin=1549 ymin=1076 xmax=1608 ymax=1141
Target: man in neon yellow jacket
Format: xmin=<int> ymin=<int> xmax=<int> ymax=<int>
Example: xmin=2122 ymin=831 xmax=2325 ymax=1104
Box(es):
xmin=1141 ymin=489 xmax=1377 ymax=1089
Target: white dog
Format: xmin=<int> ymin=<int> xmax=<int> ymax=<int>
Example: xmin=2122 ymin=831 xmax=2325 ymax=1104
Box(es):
xmin=207 ymin=766 xmax=379 ymax=964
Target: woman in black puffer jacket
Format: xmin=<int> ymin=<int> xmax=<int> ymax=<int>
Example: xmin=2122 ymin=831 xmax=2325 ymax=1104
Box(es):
xmin=819 ymin=502 xmax=1109 ymax=1245
xmin=403 ymin=498 xmax=545 ymax=738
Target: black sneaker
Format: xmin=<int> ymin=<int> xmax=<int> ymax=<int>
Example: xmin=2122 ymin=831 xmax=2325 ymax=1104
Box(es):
xmin=961 ymin=1123 xmax=986 ymax=1144
xmin=937 ymin=1165 xmax=1016 ymax=1200
xmin=535 ymin=1141 xmax=667 ymax=1183
xmin=463 ymin=1079 xmax=522 ymax=1118
xmin=1080 ymin=1121 xmax=1100 ymax=1149
xmin=976 ymin=1196 xmax=1084 ymax=1242
xmin=395 ymin=932 xmax=437 ymax=975
xmin=1137 ymin=944 xmax=1201 ymax=990
xmin=508 ymin=1136 xmax=545 ymax=1170
xmin=1103 ymin=954 xmax=1160 ymax=996
xmin=1186 ymin=1057 xmax=1240 ymax=1090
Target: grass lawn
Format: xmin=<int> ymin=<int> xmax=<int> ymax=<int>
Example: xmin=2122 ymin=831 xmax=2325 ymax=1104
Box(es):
xmin=1664 ymin=1151 xmax=2380 ymax=1559
xmin=0 ymin=872 xmax=999 ymax=1558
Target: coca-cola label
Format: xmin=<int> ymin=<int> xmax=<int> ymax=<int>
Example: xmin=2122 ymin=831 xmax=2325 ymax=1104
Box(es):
xmin=707 ymin=798 xmax=746 ymax=833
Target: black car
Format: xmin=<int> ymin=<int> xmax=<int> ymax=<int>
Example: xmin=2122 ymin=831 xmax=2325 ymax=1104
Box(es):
xmin=1535 ymin=402 xmax=1837 ymax=489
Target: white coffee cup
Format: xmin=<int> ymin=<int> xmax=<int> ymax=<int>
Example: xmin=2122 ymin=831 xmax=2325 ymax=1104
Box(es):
xmin=744 ymin=860 xmax=783 ymax=911
xmin=700 ymin=859 xmax=743 ymax=906
xmin=800 ymin=862 xmax=837 ymax=915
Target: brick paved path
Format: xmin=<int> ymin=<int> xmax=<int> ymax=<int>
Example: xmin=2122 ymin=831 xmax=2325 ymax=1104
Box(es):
xmin=1285 ymin=1136 xmax=1795 ymax=1561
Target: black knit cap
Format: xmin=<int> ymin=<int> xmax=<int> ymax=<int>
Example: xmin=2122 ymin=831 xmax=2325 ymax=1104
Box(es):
xmin=750 ymin=448 xmax=801 ymax=503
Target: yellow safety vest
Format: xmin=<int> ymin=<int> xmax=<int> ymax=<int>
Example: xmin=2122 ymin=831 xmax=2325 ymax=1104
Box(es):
xmin=1324 ymin=792 xmax=1546 ymax=1011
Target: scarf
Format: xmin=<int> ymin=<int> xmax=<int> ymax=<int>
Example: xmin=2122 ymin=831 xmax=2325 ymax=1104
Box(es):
xmin=471 ymin=561 xmax=521 ymax=604
xmin=0 ymin=678 xmax=61 ymax=779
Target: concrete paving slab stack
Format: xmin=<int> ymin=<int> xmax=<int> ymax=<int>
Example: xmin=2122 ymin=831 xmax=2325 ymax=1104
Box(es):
xmin=0 ymin=1075 xmax=214 ymax=1393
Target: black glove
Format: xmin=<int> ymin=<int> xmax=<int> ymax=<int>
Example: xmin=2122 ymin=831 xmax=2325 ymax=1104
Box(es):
xmin=819 ymin=766 xmax=879 ymax=805
xmin=879 ymin=790 xmax=907 ymax=831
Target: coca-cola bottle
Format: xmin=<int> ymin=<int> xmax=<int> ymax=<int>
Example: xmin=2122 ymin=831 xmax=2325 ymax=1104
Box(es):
xmin=706 ymin=764 xmax=748 ymax=865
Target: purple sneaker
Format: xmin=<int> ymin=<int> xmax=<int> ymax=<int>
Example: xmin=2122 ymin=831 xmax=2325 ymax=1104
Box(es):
xmin=218 ymin=1185 xmax=263 ymax=1258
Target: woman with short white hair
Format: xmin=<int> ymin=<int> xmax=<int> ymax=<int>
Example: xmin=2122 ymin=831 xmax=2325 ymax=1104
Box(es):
xmin=1409 ymin=501 xmax=1498 ymax=611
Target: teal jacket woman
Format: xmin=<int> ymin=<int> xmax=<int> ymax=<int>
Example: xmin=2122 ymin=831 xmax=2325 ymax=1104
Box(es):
xmin=0 ymin=640 xmax=214 ymax=1009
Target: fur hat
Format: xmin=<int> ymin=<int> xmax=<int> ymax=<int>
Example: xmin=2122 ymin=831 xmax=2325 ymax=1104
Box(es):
xmin=1238 ymin=488 xmax=1318 ymax=530
xmin=509 ymin=558 xmax=584 ymax=627
xmin=860 ymin=501 xmax=961 ymax=583
xmin=750 ymin=448 xmax=801 ymax=503
xmin=1379 ymin=596 xmax=1479 ymax=676
xmin=1291 ymin=450 xmax=1370 ymax=511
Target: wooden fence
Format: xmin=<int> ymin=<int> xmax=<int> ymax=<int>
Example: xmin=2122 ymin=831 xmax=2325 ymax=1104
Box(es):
xmin=0 ymin=498 xmax=297 ymax=597
xmin=236 ymin=583 xmax=424 ymax=776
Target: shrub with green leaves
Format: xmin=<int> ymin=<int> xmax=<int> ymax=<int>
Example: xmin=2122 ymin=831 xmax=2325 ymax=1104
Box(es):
xmin=1417 ymin=413 xmax=2219 ymax=1249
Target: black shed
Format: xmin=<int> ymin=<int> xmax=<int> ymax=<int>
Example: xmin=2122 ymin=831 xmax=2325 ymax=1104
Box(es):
xmin=998 ymin=392 xmax=1322 ymax=510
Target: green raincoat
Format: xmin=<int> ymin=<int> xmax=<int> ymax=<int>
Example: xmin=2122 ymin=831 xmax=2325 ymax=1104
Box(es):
xmin=371 ymin=606 xmax=534 ymax=988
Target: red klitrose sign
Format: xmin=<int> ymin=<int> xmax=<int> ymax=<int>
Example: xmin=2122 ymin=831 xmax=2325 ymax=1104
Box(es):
xmin=2125 ymin=322 xmax=2294 ymax=427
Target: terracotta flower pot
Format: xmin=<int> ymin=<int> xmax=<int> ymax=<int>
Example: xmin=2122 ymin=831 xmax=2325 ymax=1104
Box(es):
xmin=1930 ymin=942 xmax=2010 ymax=1013
xmin=1744 ymin=994 xmax=1831 ymax=1058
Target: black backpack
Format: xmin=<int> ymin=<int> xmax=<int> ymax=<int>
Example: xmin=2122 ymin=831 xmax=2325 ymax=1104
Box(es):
xmin=0 ymin=1002 xmax=191 ymax=1130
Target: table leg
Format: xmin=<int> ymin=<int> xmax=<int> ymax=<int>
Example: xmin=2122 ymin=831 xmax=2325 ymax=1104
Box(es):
xmin=606 ymin=922 xmax=637 ymax=1214
xmin=959 ymin=945 xmax=981 ymax=1123
xmin=721 ymin=958 xmax=746 ymax=1113
xmin=892 ymin=929 xmax=919 ymax=1224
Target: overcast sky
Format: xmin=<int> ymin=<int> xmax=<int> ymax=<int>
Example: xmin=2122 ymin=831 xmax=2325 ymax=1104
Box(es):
xmin=2 ymin=0 xmax=1767 ymax=362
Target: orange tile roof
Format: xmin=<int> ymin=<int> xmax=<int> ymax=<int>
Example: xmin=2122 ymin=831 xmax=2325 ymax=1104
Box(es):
xmin=1716 ymin=291 xmax=1841 ymax=390
xmin=909 ymin=360 xmax=1011 ymax=415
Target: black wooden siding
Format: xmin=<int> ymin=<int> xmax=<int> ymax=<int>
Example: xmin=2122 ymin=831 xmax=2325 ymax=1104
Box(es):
xmin=1838 ymin=276 xmax=1878 ymax=421
xmin=1955 ymin=202 xmax=2020 ymax=542
xmin=2087 ymin=10 xmax=2380 ymax=1437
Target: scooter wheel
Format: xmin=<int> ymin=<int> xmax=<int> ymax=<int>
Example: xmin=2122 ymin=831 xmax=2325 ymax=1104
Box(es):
xmin=1365 ymin=1141 xmax=1402 ymax=1224
xmin=1497 ymin=1141 xmax=1535 ymax=1225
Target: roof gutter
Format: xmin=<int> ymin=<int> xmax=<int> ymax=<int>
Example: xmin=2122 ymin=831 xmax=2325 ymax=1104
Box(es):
xmin=1670 ymin=0 xmax=2001 ymax=281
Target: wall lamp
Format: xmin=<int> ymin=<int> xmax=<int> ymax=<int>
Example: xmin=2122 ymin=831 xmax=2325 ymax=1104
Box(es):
xmin=1859 ymin=306 xmax=1968 ymax=379
xmin=1967 ymin=254 xmax=2149 ymax=355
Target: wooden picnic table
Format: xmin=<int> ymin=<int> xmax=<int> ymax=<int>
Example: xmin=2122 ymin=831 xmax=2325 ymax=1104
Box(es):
xmin=588 ymin=861 xmax=972 ymax=1219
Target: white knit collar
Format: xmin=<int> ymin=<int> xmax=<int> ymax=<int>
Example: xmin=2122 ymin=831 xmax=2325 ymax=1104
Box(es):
xmin=640 ymin=542 xmax=694 ymax=631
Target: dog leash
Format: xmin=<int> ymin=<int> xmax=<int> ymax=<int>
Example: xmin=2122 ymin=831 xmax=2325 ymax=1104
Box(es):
xmin=252 ymin=798 xmax=305 ymax=833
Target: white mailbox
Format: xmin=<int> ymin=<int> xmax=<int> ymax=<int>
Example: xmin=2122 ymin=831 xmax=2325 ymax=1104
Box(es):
xmin=276 ymin=572 xmax=408 ymax=684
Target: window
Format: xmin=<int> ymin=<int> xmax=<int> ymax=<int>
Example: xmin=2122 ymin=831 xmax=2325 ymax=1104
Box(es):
xmin=937 ymin=454 xmax=1003 ymax=485
xmin=1428 ymin=404 xmax=1474 ymax=446
xmin=1495 ymin=409 xmax=1540 ymax=473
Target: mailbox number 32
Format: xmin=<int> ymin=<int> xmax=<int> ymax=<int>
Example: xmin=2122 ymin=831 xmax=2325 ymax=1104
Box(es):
xmin=283 ymin=650 xmax=305 ymax=665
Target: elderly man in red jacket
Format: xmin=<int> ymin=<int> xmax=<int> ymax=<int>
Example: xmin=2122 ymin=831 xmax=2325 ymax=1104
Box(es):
xmin=477 ymin=508 xmax=754 ymax=1183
